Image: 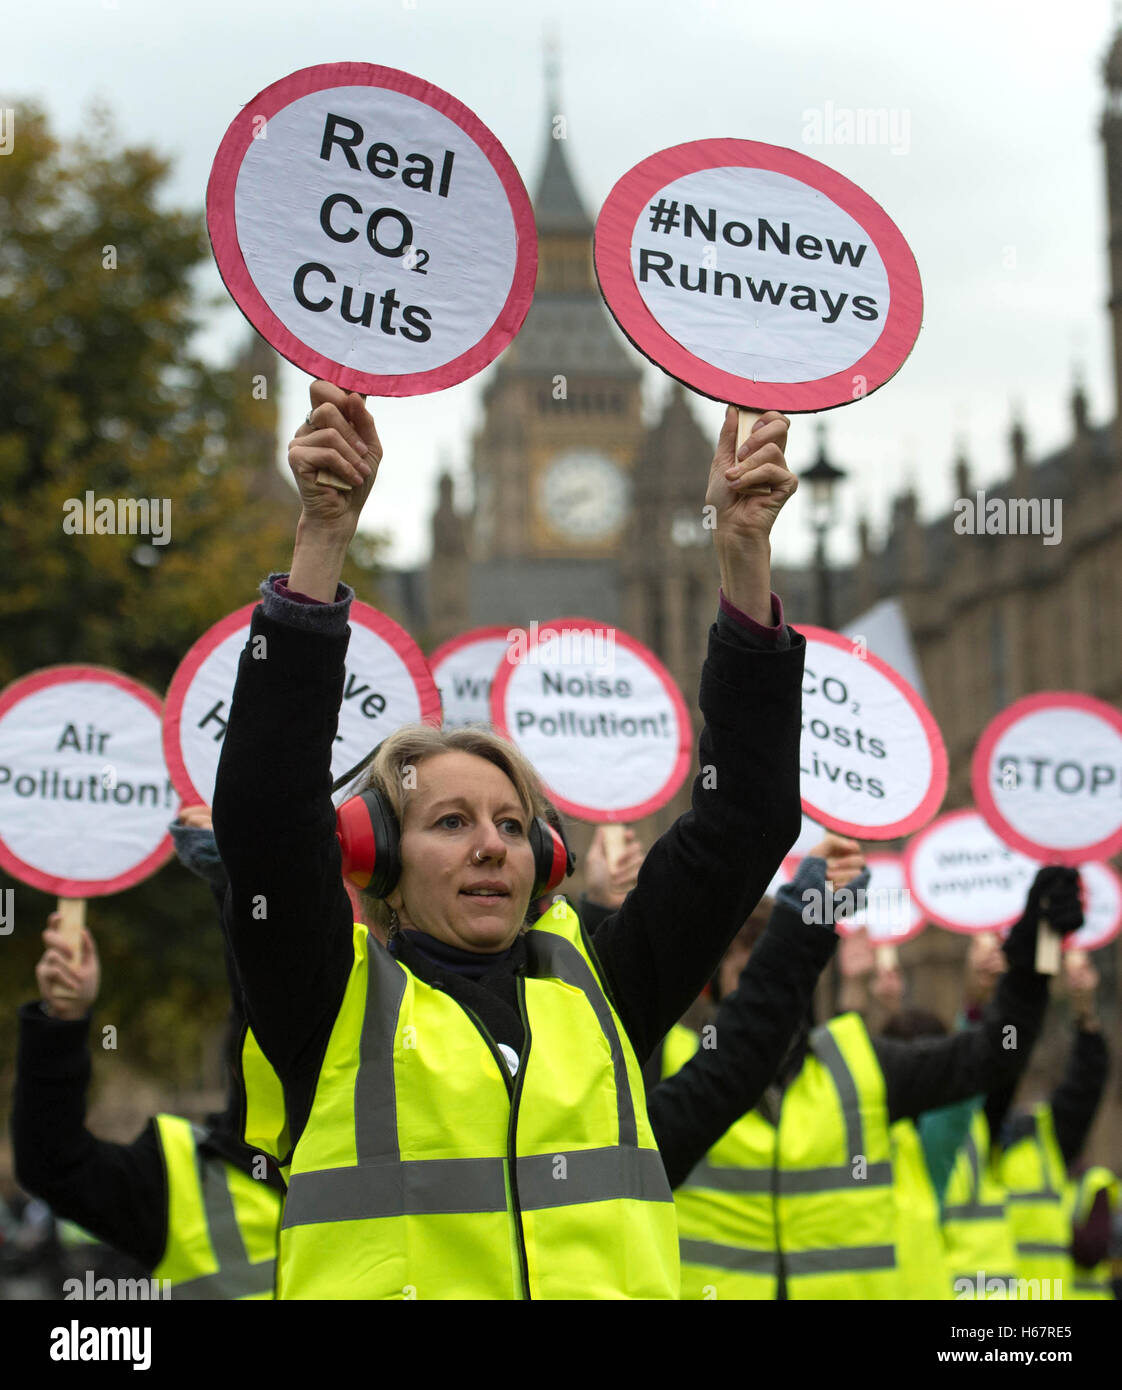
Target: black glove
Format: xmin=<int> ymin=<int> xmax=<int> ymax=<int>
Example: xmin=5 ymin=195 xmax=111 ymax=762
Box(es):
xmin=1003 ymin=866 xmax=1083 ymax=972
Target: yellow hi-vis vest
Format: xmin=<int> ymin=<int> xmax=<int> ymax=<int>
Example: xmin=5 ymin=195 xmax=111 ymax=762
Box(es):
xmin=152 ymin=1115 xmax=282 ymax=1299
xmin=999 ymin=1103 xmax=1074 ymax=1294
xmin=943 ymin=1110 xmax=1019 ymax=1300
xmin=277 ymin=905 xmax=679 ymax=1300
xmin=240 ymin=1023 xmax=291 ymax=1181
xmin=890 ymin=1118 xmax=951 ymax=1300
xmin=661 ymin=1013 xmax=899 ymax=1300
xmin=1064 ymin=1166 xmax=1118 ymax=1300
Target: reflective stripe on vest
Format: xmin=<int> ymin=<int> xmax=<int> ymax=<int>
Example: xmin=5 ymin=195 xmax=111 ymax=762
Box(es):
xmin=278 ymin=909 xmax=679 ymax=1299
xmin=664 ymin=1014 xmax=899 ymax=1300
xmin=943 ymin=1111 xmax=1019 ymax=1295
xmin=998 ymin=1104 xmax=1073 ymax=1290
xmin=152 ymin=1115 xmax=281 ymax=1300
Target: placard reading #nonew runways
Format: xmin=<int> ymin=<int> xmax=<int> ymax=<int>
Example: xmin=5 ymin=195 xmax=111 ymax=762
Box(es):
xmin=972 ymin=691 xmax=1122 ymax=866
xmin=797 ymin=626 xmax=946 ymax=840
xmin=164 ymin=602 xmax=441 ymax=807
xmin=490 ymin=619 xmax=692 ymax=822
xmin=207 ymin=64 xmax=537 ymax=394
xmin=595 ymin=140 xmax=922 ymax=411
xmin=0 ymin=667 xmax=174 ymax=896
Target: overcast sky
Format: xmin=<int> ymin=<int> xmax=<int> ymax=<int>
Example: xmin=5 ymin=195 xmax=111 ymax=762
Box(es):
xmin=8 ymin=0 xmax=1119 ymax=573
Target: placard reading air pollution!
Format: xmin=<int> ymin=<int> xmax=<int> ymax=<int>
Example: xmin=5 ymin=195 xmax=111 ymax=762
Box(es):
xmin=164 ymin=602 xmax=441 ymax=806
xmin=796 ymin=627 xmax=947 ymax=840
xmin=207 ymin=63 xmax=537 ymax=394
xmin=491 ymin=619 xmax=692 ymax=822
xmin=0 ymin=667 xmax=174 ymax=896
xmin=595 ymin=140 xmax=922 ymax=410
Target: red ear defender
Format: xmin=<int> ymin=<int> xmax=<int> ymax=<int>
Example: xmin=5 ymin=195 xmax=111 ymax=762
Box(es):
xmin=530 ymin=817 xmax=575 ymax=899
xmin=335 ymin=789 xmax=401 ymax=898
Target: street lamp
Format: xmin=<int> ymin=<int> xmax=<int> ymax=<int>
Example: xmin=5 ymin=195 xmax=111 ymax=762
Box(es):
xmin=802 ymin=421 xmax=847 ymax=629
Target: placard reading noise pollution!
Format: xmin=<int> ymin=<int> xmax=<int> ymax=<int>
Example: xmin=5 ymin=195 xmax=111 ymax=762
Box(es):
xmin=972 ymin=691 xmax=1122 ymax=866
xmin=594 ymin=140 xmax=922 ymax=411
xmin=490 ymin=618 xmax=692 ymax=822
xmin=164 ymin=601 xmax=441 ymax=807
xmin=207 ymin=63 xmax=537 ymax=394
xmin=903 ymin=809 xmax=1041 ymax=934
xmin=796 ymin=626 xmax=946 ymax=840
xmin=428 ymin=626 xmax=514 ymax=729
xmin=841 ymin=852 xmax=925 ymax=944
xmin=0 ymin=667 xmax=174 ymax=896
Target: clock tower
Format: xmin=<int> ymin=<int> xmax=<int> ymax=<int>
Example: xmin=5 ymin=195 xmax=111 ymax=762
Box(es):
xmin=461 ymin=73 xmax=643 ymax=623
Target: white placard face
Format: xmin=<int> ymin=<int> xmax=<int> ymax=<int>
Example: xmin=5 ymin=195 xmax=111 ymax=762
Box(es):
xmin=974 ymin=695 xmax=1122 ymax=864
xmin=846 ymin=853 xmax=925 ymax=944
xmin=430 ymin=634 xmax=511 ymax=729
xmin=165 ymin=603 xmax=439 ymax=807
xmin=905 ymin=811 xmax=1040 ymax=933
xmin=491 ymin=622 xmax=691 ymax=822
xmin=0 ymin=670 xmax=173 ymax=895
xmin=233 ymin=87 xmax=517 ymax=376
xmin=632 ymin=167 xmax=890 ymax=385
xmin=1068 ymin=861 xmax=1122 ymax=953
xmin=798 ymin=627 xmax=946 ymax=840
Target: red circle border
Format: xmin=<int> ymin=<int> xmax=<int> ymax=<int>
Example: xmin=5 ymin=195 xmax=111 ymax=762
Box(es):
xmin=206 ymin=62 xmax=538 ymax=396
xmin=1069 ymin=861 xmax=1122 ymax=953
xmin=594 ymin=139 xmax=923 ymax=412
xmin=971 ymin=691 xmax=1122 ymax=867
xmin=163 ymin=599 xmax=442 ymax=807
xmin=0 ymin=665 xmax=174 ymax=897
xmin=902 ymin=808 xmax=1029 ymax=935
xmin=489 ymin=616 xmax=694 ymax=823
xmin=795 ymin=624 xmax=947 ymax=840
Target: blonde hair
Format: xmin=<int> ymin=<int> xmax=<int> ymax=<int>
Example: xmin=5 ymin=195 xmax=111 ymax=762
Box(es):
xmin=354 ymin=724 xmax=551 ymax=935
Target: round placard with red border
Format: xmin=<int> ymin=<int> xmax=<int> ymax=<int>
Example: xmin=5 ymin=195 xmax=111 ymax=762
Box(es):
xmin=0 ymin=666 xmax=174 ymax=897
xmin=594 ymin=139 xmax=922 ymax=411
xmin=207 ymin=63 xmax=537 ymax=395
xmin=428 ymin=625 xmax=514 ymax=729
xmin=490 ymin=616 xmax=692 ymax=823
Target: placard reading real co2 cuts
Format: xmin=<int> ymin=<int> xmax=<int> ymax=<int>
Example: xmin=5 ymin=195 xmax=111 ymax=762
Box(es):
xmin=0 ymin=667 xmax=174 ymax=896
xmin=207 ymin=63 xmax=537 ymax=394
xmin=164 ymin=601 xmax=441 ymax=806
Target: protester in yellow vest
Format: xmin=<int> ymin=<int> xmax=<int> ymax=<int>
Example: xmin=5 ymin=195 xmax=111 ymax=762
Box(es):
xmin=212 ymin=382 xmax=812 ymax=1300
xmin=12 ymin=912 xmax=284 ymax=1299
xmin=981 ymin=945 xmax=1109 ymax=1299
xmin=1066 ymin=1166 xmax=1118 ymax=1298
xmin=648 ymin=861 xmax=1082 ymax=1299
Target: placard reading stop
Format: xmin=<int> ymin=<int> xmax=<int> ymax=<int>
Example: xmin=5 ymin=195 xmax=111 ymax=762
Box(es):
xmin=207 ymin=63 xmax=537 ymax=394
xmin=972 ymin=692 xmax=1122 ymax=866
xmin=490 ymin=618 xmax=692 ymax=822
xmin=0 ymin=667 xmax=174 ymax=896
xmin=594 ymin=140 xmax=922 ymax=411
xmin=797 ymin=626 xmax=946 ymax=840
xmin=165 ymin=601 xmax=441 ymax=806
xmin=428 ymin=626 xmax=514 ymax=729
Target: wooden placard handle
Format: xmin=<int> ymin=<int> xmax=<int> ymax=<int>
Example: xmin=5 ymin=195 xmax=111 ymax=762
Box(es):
xmin=734 ymin=407 xmax=777 ymax=496
xmin=1034 ymin=910 xmax=1062 ymax=976
xmin=599 ymin=823 xmax=628 ymax=876
xmin=54 ymin=897 xmax=86 ymax=1001
xmin=315 ymin=467 xmax=353 ymax=492
xmin=874 ymin=943 xmax=898 ymax=971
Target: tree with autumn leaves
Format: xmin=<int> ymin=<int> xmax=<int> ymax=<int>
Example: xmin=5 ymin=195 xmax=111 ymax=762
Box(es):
xmin=0 ymin=103 xmax=383 ymax=1138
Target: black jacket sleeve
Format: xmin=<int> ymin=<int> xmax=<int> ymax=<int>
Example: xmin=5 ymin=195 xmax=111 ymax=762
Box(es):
xmin=645 ymin=902 xmax=837 ymax=1189
xmin=875 ymin=912 xmax=1050 ymax=1124
xmin=1050 ymin=1025 xmax=1109 ymax=1167
xmin=210 ymin=603 xmax=355 ymax=1126
xmin=10 ymin=1004 xmax=166 ymax=1269
xmin=587 ymin=613 xmax=806 ymax=1062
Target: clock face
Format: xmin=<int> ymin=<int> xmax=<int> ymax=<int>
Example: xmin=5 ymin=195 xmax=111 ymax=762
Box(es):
xmin=537 ymin=450 xmax=629 ymax=542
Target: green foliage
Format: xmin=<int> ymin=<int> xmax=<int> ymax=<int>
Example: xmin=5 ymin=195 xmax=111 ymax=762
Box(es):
xmin=0 ymin=100 xmax=382 ymax=1143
